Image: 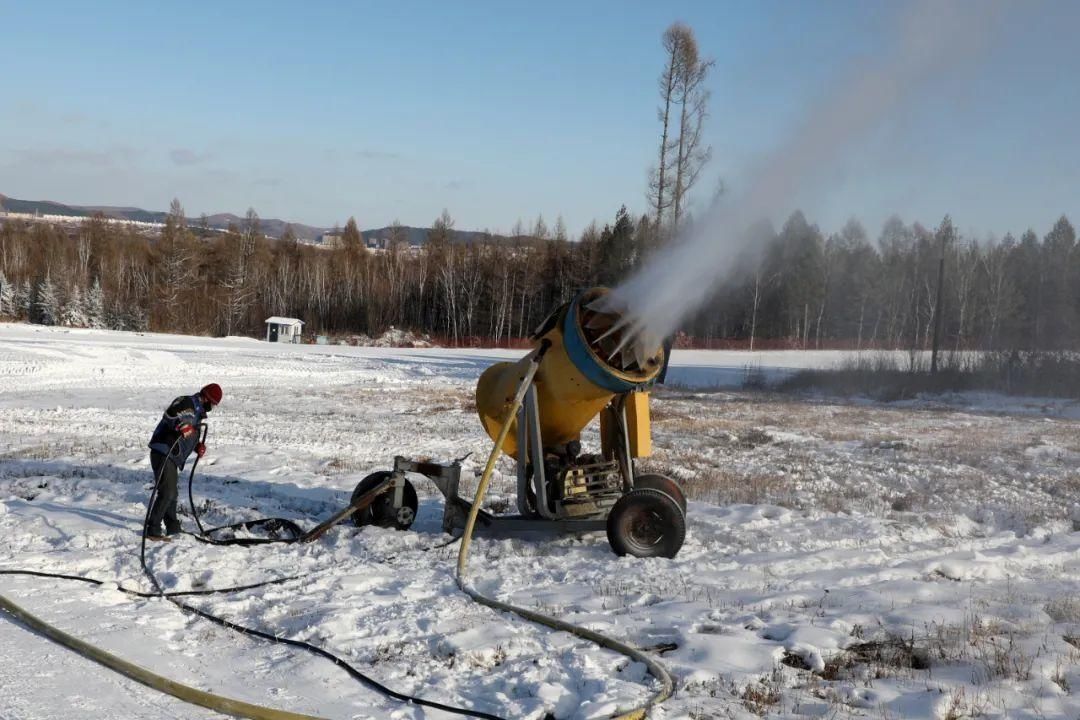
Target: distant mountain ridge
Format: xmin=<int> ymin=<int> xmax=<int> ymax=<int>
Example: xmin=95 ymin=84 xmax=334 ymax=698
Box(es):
xmin=0 ymin=193 xmax=329 ymax=240
xmin=0 ymin=194 xmax=508 ymax=245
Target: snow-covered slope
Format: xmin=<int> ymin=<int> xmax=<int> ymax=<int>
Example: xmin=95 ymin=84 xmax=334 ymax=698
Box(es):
xmin=1 ymin=323 xmax=1078 ymax=719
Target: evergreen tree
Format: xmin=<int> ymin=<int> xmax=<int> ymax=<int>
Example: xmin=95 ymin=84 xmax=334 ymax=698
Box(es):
xmin=61 ymin=285 xmax=87 ymax=327
xmin=342 ymin=217 xmax=364 ymax=251
xmin=35 ymin=275 xmax=59 ymax=325
xmin=1010 ymin=229 xmax=1044 ymax=349
xmin=106 ymin=301 xmax=126 ymax=331
xmin=125 ymin=304 xmax=149 ymax=332
xmin=596 ymin=206 xmax=637 ymax=286
xmin=87 ymin=277 xmax=106 ymax=329
xmin=1041 ymin=215 xmax=1076 ymax=348
xmin=17 ymin=279 xmax=33 ymax=320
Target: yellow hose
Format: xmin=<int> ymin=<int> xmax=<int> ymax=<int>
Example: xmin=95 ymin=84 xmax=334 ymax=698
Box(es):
xmin=456 ymin=347 xmax=674 ymax=720
xmin=0 ymin=591 xmax=324 ymax=720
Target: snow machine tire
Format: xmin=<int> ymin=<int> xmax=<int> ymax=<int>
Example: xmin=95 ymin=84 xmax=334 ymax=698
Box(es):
xmin=633 ymin=473 xmax=687 ymax=515
xmin=351 ymin=472 xmax=419 ymax=531
xmin=607 ymin=487 xmax=686 ymax=558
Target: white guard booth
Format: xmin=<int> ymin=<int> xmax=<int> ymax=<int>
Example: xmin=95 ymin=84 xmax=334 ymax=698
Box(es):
xmin=265 ymin=316 xmax=304 ymax=343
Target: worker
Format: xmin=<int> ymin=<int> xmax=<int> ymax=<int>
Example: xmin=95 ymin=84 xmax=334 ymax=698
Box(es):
xmin=145 ymin=383 xmax=223 ymax=540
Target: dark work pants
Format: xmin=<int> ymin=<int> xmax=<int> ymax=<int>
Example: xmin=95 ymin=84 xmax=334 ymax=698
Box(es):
xmin=148 ymin=452 xmax=181 ymax=535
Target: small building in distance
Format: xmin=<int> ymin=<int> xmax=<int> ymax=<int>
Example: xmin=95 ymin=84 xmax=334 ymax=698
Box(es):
xmin=265 ymin=316 xmax=304 ymax=343
xmin=318 ymin=231 xmax=343 ymax=248
xmin=365 ymin=234 xmax=389 ymax=250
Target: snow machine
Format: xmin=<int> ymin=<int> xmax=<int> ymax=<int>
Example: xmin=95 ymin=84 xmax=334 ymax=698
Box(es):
xmin=351 ymin=287 xmax=687 ymax=558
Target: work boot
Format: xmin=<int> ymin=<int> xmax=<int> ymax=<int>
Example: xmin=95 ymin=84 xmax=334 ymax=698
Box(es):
xmin=145 ymin=533 xmax=172 ymax=542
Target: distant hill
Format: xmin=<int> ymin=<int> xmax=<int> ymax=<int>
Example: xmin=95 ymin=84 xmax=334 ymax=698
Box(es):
xmin=0 ymin=195 xmax=90 ymax=218
xmin=0 ymin=194 xmax=329 ymax=240
xmin=0 ymin=194 xmax=511 ymax=245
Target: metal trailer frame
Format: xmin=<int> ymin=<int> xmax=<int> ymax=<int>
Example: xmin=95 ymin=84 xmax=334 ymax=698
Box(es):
xmin=385 ymin=383 xmax=636 ymax=536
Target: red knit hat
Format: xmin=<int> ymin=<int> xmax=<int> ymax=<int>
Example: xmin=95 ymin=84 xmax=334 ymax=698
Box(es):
xmin=200 ymin=383 xmax=223 ymax=406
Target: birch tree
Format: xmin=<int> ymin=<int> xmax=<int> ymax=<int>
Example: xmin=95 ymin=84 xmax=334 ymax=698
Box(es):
xmin=0 ymin=270 xmax=12 ymax=316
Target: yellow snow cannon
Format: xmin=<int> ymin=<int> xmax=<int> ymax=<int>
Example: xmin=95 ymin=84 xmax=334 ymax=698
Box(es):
xmin=352 ymin=287 xmax=688 ymax=557
xmin=471 ymin=286 xmax=686 ymax=556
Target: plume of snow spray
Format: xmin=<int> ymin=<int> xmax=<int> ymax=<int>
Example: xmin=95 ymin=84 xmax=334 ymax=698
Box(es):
xmin=600 ymin=0 xmax=1008 ymax=361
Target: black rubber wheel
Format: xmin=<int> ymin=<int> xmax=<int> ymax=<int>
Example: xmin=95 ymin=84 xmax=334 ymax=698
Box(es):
xmin=606 ymin=488 xmax=686 ymax=558
xmin=633 ymin=473 xmax=687 ymax=515
xmin=351 ymin=472 xmax=418 ymax=531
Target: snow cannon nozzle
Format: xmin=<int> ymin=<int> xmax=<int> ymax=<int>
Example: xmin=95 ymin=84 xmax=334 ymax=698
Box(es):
xmin=474 ymin=287 xmax=665 ymax=456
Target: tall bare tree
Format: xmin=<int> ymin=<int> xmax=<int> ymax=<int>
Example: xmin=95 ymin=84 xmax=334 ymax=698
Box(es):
xmin=222 ymin=208 xmax=260 ymax=335
xmin=158 ymin=198 xmax=195 ymax=331
xmin=671 ymin=27 xmax=713 ymax=231
xmin=647 ymin=23 xmax=692 ymax=235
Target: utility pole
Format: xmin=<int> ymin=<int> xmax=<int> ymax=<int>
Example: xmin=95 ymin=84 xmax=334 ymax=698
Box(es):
xmin=929 ymin=225 xmax=949 ymax=374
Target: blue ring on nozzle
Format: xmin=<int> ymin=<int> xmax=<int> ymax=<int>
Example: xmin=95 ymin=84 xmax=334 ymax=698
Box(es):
xmin=563 ymin=294 xmax=639 ymax=394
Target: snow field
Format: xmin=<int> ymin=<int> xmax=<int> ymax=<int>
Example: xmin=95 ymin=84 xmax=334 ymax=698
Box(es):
xmin=1 ymin=322 xmax=1079 ymax=719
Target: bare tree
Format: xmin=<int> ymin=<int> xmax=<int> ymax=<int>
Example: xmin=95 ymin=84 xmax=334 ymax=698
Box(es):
xmin=429 ymin=210 xmax=459 ymax=343
xmin=951 ymin=237 xmax=978 ymax=352
xmin=158 ymin=198 xmax=195 ymax=331
xmin=748 ymin=267 xmax=775 ymax=352
xmin=647 ymin=23 xmax=692 ymax=235
xmin=382 ymin=220 xmax=409 ymax=328
xmin=532 ymin=214 xmax=549 ymax=240
xmin=671 ymin=27 xmax=713 ymax=231
xmin=221 ymin=209 xmax=260 ymax=335
xmin=979 ymin=234 xmax=1014 ymax=349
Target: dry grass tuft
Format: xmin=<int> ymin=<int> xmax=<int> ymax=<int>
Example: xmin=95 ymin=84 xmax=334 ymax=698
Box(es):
xmin=740 ymin=668 xmax=784 ymax=715
xmin=1046 ymin=597 xmax=1080 ymax=624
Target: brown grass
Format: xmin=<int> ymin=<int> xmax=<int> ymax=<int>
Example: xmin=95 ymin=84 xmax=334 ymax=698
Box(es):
xmin=741 ymin=671 xmax=783 ymax=715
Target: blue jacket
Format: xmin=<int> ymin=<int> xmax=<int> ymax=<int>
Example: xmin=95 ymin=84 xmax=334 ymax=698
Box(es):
xmin=148 ymin=394 xmax=208 ymax=470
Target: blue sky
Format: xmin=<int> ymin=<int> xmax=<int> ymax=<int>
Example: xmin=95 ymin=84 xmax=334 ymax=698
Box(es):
xmin=1 ymin=1 xmax=1077 ymax=238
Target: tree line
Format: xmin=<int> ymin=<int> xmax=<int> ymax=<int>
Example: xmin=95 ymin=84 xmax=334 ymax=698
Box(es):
xmin=3 ymin=22 xmax=1077 ymax=352
xmin=1 ymin=201 xmax=1078 ymax=352
xmin=687 ymin=211 xmax=1080 ymax=353
xmin=0 ymin=202 xmax=629 ymax=345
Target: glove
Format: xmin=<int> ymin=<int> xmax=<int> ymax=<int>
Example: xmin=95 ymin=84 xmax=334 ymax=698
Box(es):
xmin=178 ymin=423 xmax=196 ymax=438
xmin=196 ymin=442 xmax=207 ymax=458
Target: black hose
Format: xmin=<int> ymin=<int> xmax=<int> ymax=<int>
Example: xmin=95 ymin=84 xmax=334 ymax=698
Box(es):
xmin=134 ymin=424 xmax=503 ymax=719
xmin=187 ymin=426 xmax=208 ymax=536
xmin=183 ymin=425 xmax=305 ymax=546
xmin=6 ymin=422 xmax=505 ymax=719
xmin=0 ymin=568 xmax=504 ymax=719
xmin=0 ymin=568 xmax=300 ymax=598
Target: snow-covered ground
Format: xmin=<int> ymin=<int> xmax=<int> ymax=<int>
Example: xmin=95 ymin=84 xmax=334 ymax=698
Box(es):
xmin=1 ymin=322 xmax=1078 ymax=720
